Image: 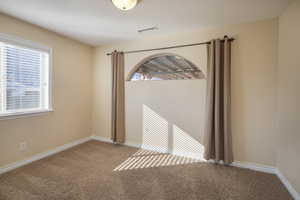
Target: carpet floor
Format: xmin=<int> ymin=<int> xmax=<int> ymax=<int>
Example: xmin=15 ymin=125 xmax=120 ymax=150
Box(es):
xmin=0 ymin=141 xmax=293 ymax=200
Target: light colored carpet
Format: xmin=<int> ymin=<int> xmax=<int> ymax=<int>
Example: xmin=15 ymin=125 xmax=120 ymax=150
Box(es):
xmin=0 ymin=141 xmax=293 ymax=200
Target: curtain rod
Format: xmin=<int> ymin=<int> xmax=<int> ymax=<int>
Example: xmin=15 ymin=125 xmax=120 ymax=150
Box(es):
xmin=106 ymin=36 xmax=234 ymax=56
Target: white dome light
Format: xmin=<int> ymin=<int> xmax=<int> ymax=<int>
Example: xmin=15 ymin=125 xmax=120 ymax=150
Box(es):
xmin=112 ymin=0 xmax=138 ymax=11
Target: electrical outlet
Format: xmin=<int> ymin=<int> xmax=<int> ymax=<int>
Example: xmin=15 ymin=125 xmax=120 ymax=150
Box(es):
xmin=19 ymin=142 xmax=27 ymax=152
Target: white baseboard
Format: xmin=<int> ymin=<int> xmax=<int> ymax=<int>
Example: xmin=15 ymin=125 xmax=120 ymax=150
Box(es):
xmin=141 ymin=144 xmax=169 ymax=154
xmin=275 ymin=169 xmax=300 ymax=200
xmin=91 ymin=135 xmax=112 ymax=143
xmin=231 ymin=162 xmax=300 ymax=199
xmin=231 ymin=162 xmax=299 ymax=199
xmin=231 ymin=161 xmax=277 ymax=174
xmin=0 ymin=136 xmax=92 ymax=175
xmin=125 ymin=141 xmax=141 ymax=148
xmin=92 ymin=136 xmax=203 ymax=161
xmin=172 ymin=151 xmax=205 ymax=161
xmin=92 ymin=136 xmax=299 ymax=199
xmin=91 ymin=135 xmax=141 ymax=149
xmin=1 ymin=135 xmax=299 ymax=200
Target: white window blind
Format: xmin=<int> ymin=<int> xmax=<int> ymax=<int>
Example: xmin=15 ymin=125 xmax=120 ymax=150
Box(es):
xmin=0 ymin=36 xmax=51 ymax=118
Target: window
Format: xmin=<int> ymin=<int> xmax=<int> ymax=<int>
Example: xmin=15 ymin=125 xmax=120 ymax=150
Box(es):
xmin=127 ymin=53 xmax=205 ymax=81
xmin=0 ymin=34 xmax=52 ymax=119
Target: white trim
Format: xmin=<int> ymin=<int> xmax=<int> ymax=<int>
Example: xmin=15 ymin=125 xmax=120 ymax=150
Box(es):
xmin=141 ymin=144 xmax=169 ymax=154
xmin=172 ymin=150 xmax=205 ymax=161
xmin=231 ymin=161 xmax=277 ymax=174
xmin=92 ymin=136 xmax=203 ymax=159
xmin=91 ymin=135 xmax=141 ymax=148
xmin=0 ymin=33 xmax=54 ymax=120
xmin=0 ymin=33 xmax=51 ymax=53
xmin=230 ymin=162 xmax=299 ymax=199
xmin=91 ymin=136 xmax=300 ymax=199
xmin=124 ymin=141 xmax=141 ymax=148
xmin=0 ymin=109 xmax=53 ymax=121
xmin=48 ymin=47 xmax=54 ymax=113
xmin=275 ymin=169 xmax=300 ymax=200
xmin=0 ymin=136 xmax=91 ymax=175
xmin=91 ymin=135 xmax=113 ymax=143
xmin=0 ymin=135 xmax=299 ymax=200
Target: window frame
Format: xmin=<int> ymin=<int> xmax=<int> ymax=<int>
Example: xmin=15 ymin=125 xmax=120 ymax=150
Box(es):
xmin=126 ymin=53 xmax=205 ymax=81
xmin=0 ymin=33 xmax=53 ymax=120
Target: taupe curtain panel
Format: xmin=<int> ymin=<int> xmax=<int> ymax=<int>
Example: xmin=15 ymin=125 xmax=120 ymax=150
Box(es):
xmin=204 ymin=39 xmax=233 ymax=164
xmin=111 ymin=51 xmax=125 ymax=144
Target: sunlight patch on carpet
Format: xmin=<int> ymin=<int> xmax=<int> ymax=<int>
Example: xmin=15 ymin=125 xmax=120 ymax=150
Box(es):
xmin=113 ymin=149 xmax=202 ymax=171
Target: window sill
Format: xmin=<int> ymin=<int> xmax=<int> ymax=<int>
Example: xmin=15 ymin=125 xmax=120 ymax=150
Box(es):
xmin=0 ymin=109 xmax=53 ymax=121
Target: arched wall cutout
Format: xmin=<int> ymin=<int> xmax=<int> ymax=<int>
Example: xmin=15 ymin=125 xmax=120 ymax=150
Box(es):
xmin=126 ymin=53 xmax=205 ymax=81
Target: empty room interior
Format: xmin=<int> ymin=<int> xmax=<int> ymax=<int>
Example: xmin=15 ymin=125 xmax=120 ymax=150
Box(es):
xmin=0 ymin=0 xmax=300 ymax=199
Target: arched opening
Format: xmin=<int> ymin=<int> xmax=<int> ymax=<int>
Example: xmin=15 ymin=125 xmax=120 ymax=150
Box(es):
xmin=127 ymin=53 xmax=205 ymax=81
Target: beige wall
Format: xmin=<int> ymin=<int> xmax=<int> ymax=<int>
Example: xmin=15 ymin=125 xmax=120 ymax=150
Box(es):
xmin=277 ymin=0 xmax=300 ymax=194
xmin=93 ymin=19 xmax=279 ymax=166
xmin=1 ymin=4 xmax=299 ymax=195
xmin=0 ymin=14 xmax=93 ymax=167
xmin=2 ymin=5 xmax=299 ymax=195
xmin=125 ymin=47 xmax=207 ymax=158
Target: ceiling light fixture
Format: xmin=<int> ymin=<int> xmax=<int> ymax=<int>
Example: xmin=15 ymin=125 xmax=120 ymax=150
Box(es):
xmin=111 ymin=0 xmax=138 ymax=11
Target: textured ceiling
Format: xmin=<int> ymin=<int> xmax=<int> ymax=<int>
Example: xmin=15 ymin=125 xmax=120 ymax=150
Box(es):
xmin=0 ymin=0 xmax=291 ymax=46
